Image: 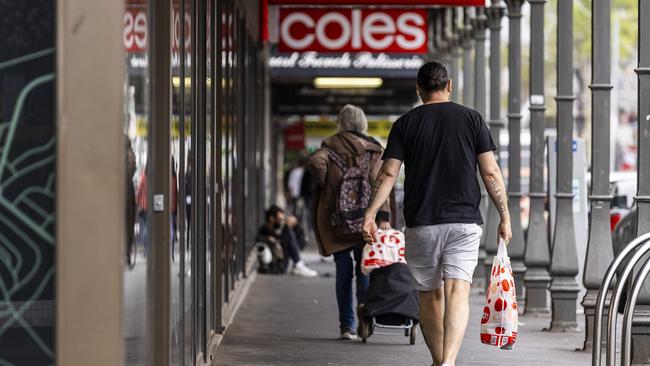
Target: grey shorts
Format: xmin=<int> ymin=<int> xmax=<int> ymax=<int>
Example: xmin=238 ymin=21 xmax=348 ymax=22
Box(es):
xmin=405 ymin=223 xmax=482 ymax=291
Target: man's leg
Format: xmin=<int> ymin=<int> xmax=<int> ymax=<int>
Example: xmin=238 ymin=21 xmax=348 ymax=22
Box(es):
xmin=441 ymin=279 xmax=471 ymax=366
xmin=280 ymin=227 xmax=302 ymax=265
xmin=419 ymin=288 xmax=445 ymax=366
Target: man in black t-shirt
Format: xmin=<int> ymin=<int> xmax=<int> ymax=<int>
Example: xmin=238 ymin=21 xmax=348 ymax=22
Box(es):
xmin=362 ymin=61 xmax=512 ymax=366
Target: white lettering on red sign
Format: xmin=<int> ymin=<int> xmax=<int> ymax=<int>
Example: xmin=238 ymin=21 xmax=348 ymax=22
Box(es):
xmin=279 ymin=9 xmax=427 ymax=53
xmin=124 ymin=9 xmax=147 ymax=53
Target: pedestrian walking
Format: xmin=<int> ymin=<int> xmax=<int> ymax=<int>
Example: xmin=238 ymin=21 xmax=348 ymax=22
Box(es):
xmin=362 ymin=61 xmax=512 ymax=366
xmin=308 ymin=104 xmax=392 ymax=341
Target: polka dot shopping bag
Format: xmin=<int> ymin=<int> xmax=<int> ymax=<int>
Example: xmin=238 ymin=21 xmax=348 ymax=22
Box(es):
xmin=481 ymin=238 xmax=518 ymax=349
xmin=361 ymin=229 xmax=407 ymax=275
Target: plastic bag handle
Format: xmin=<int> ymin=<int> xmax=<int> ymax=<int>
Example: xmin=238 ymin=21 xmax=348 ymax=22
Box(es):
xmin=496 ymin=238 xmax=508 ymax=258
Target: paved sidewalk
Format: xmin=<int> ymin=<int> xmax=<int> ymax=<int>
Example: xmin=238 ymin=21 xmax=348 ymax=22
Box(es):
xmin=215 ymin=251 xmax=592 ymax=366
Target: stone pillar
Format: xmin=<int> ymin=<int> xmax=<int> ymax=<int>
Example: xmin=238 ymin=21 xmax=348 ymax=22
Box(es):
xmin=524 ymin=0 xmax=551 ymax=316
xmin=462 ymin=8 xmax=474 ymax=107
xmin=483 ymin=3 xmax=506 ymax=288
xmin=581 ymin=0 xmax=614 ymax=351
xmin=505 ymin=0 xmax=527 ymax=303
xmin=549 ymin=0 xmax=581 ymax=332
xmin=632 ymin=0 xmax=650 ymax=362
xmin=472 ymin=7 xmax=489 ymax=285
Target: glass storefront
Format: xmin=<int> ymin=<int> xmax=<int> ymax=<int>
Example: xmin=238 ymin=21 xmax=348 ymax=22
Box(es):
xmin=122 ymin=0 xmax=268 ymax=364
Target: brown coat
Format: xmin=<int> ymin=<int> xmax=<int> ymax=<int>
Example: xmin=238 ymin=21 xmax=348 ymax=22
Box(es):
xmin=307 ymin=131 xmax=392 ymax=256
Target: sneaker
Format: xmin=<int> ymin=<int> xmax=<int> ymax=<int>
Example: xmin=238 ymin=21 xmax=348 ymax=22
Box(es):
xmin=339 ymin=329 xmax=357 ymax=340
xmin=291 ymin=263 xmax=318 ymax=277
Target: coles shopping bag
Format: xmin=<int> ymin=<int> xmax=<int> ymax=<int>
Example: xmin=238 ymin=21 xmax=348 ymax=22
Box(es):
xmin=481 ymin=239 xmax=518 ymax=349
xmin=361 ymin=229 xmax=406 ymax=275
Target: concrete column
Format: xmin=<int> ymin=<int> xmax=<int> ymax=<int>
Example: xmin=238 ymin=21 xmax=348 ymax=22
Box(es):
xmin=472 ymin=7 xmax=489 ymax=285
xmin=505 ymin=0 xmax=527 ymax=303
xmin=56 ymin=0 xmax=124 ymax=364
xmin=523 ymin=0 xmax=551 ymax=316
xmin=483 ymin=3 xmax=506 ymax=287
xmin=549 ymin=0 xmax=580 ymax=332
xmin=581 ymin=0 xmax=614 ymax=351
xmin=632 ymin=0 xmax=650 ymax=362
xmin=462 ymin=8 xmax=474 ymax=107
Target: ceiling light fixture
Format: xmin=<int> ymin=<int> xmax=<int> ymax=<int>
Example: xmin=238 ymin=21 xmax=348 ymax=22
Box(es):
xmin=313 ymin=77 xmax=383 ymax=89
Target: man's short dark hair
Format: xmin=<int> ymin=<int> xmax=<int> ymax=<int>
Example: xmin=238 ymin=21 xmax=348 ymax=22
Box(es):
xmin=265 ymin=205 xmax=284 ymax=221
xmin=417 ymin=61 xmax=450 ymax=93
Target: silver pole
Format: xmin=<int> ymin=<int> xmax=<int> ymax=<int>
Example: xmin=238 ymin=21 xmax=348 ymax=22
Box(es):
xmin=472 ymin=7 xmax=489 ymax=286
xmin=505 ymin=0 xmax=527 ymax=303
xmin=549 ymin=0 xmax=581 ymax=332
xmin=483 ymin=2 xmax=506 ymax=288
xmin=581 ymin=0 xmax=614 ymax=351
xmin=448 ymin=7 xmax=461 ymax=102
xmin=523 ymin=0 xmax=551 ymax=315
xmin=622 ymin=257 xmax=650 ymax=366
xmin=631 ymin=0 xmax=650 ymax=363
xmin=462 ymin=8 xmax=474 ymax=107
xmin=591 ymin=233 xmax=650 ymax=366
xmin=606 ymin=240 xmax=650 ymax=365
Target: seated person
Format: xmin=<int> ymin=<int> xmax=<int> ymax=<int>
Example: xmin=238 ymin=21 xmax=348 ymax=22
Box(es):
xmin=258 ymin=205 xmax=318 ymax=277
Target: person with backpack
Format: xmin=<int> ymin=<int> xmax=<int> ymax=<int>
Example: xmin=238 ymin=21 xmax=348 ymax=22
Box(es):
xmin=308 ymin=104 xmax=392 ymax=341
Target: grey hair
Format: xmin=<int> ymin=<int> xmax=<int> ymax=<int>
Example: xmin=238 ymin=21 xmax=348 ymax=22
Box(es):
xmin=336 ymin=104 xmax=368 ymax=133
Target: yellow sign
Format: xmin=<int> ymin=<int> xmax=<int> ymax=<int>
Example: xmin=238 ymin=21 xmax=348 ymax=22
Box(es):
xmin=304 ymin=120 xmax=393 ymax=139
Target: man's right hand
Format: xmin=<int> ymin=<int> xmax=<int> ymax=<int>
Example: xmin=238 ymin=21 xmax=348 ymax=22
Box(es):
xmin=498 ymin=219 xmax=512 ymax=245
xmin=362 ymin=215 xmax=377 ymax=244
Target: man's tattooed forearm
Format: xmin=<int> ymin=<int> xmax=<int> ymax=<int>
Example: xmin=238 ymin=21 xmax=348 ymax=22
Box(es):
xmin=370 ymin=175 xmax=385 ymax=207
xmin=488 ymin=177 xmax=508 ymax=218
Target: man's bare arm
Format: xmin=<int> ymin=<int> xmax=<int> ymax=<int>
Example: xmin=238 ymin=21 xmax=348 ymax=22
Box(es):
xmin=477 ymin=152 xmax=509 ymax=220
xmin=364 ymin=158 xmax=402 ymax=220
xmin=477 ymin=151 xmax=512 ymax=242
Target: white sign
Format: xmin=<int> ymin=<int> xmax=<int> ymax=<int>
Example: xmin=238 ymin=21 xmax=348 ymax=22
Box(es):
xmin=269 ymin=51 xmax=424 ymax=70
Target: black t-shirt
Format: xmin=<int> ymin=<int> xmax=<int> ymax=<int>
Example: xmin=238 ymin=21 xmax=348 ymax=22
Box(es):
xmin=382 ymin=102 xmax=496 ymax=228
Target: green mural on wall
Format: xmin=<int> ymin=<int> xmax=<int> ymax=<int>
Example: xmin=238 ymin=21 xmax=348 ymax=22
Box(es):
xmin=0 ymin=0 xmax=57 ymax=364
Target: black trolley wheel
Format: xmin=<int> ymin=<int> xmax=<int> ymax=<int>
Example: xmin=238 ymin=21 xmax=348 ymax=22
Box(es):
xmin=360 ymin=318 xmax=369 ymax=343
xmin=409 ymin=324 xmax=417 ymax=345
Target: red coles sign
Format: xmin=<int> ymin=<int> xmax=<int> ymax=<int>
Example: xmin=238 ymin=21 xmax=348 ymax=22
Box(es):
xmin=279 ymin=9 xmax=428 ymax=53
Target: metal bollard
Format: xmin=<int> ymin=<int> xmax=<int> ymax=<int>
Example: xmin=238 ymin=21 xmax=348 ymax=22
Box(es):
xmin=592 ymin=232 xmax=650 ymax=366
xmin=621 ymin=256 xmax=650 ymax=365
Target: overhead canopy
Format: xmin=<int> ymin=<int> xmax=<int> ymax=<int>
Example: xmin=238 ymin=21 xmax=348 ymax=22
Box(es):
xmin=268 ymin=0 xmax=484 ymax=5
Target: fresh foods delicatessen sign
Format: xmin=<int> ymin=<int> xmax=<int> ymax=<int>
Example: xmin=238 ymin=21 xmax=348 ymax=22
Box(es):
xmin=278 ymin=8 xmax=428 ymax=53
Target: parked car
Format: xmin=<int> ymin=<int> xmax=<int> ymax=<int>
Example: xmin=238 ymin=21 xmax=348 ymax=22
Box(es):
xmin=609 ymin=171 xmax=637 ymax=231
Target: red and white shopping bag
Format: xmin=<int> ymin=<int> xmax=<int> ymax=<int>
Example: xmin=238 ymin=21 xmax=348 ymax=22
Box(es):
xmin=361 ymin=229 xmax=406 ymax=275
xmin=481 ymin=239 xmax=518 ymax=349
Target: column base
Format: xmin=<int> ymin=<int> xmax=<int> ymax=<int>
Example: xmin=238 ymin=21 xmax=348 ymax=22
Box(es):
xmin=474 ymin=248 xmax=487 ymax=281
xmin=512 ymin=259 xmax=526 ymax=303
xmin=580 ymin=289 xmax=610 ymax=352
xmin=524 ymin=267 xmax=551 ymax=315
xmin=484 ymin=255 xmax=495 ymax=291
xmin=549 ymin=276 xmax=581 ymax=332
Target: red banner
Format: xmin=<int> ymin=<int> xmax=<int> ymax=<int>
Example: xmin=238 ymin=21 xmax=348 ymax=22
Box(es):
xmin=279 ymin=8 xmax=428 ymax=53
xmin=283 ymin=122 xmax=305 ymax=151
xmin=270 ymin=0 xmax=484 ymax=5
